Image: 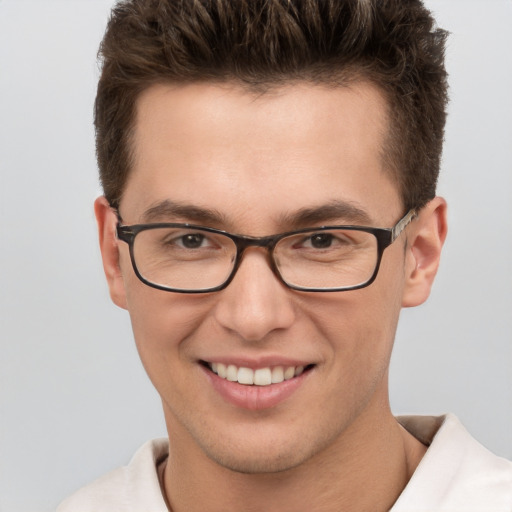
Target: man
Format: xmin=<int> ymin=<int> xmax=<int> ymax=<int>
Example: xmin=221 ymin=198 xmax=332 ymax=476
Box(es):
xmin=58 ymin=0 xmax=512 ymax=510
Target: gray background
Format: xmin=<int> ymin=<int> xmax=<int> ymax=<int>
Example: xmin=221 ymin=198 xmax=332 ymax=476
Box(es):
xmin=1 ymin=1 xmax=511 ymax=511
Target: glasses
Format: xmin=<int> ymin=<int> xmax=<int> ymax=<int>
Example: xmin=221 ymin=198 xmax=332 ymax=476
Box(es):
xmin=116 ymin=210 xmax=416 ymax=293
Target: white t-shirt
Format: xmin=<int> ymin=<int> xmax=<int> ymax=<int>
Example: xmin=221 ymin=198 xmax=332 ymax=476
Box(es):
xmin=57 ymin=414 xmax=512 ymax=511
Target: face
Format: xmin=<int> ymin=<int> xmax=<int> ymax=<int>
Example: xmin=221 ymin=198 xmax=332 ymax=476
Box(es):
xmin=97 ymin=81 xmax=440 ymax=474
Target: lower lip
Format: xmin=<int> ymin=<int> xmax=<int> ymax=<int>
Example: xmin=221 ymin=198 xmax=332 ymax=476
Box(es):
xmin=202 ymin=366 xmax=311 ymax=411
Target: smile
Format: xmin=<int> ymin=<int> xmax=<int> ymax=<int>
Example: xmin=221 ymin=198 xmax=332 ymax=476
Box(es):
xmin=207 ymin=362 xmax=311 ymax=386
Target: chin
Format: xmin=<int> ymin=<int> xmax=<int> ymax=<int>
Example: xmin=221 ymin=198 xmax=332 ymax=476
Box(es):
xmin=193 ymin=422 xmax=338 ymax=475
xmin=204 ymin=445 xmax=310 ymax=475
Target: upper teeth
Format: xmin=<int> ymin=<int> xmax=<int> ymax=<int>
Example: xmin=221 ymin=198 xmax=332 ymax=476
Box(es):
xmin=211 ymin=363 xmax=305 ymax=386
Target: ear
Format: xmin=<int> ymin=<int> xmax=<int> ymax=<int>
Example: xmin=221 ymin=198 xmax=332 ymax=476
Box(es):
xmin=94 ymin=196 xmax=128 ymax=310
xmin=401 ymin=197 xmax=448 ymax=308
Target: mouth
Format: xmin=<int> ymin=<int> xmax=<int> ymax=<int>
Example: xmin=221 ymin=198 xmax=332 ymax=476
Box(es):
xmin=202 ymin=361 xmax=315 ymax=386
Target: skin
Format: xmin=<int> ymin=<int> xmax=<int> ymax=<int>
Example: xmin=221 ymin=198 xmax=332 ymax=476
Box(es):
xmin=96 ymin=81 xmax=447 ymax=512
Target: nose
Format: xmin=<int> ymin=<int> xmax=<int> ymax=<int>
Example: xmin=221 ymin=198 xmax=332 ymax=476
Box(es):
xmin=213 ymin=249 xmax=296 ymax=342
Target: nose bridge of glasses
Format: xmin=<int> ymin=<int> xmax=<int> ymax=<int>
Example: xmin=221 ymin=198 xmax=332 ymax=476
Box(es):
xmin=233 ymin=233 xmax=279 ymax=252
xmin=230 ymin=233 xmax=281 ymax=277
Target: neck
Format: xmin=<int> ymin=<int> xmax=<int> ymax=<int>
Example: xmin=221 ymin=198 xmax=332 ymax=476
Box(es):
xmin=161 ymin=393 xmax=426 ymax=512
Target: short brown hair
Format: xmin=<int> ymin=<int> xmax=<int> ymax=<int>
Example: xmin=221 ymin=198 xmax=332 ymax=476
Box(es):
xmin=95 ymin=0 xmax=448 ymax=211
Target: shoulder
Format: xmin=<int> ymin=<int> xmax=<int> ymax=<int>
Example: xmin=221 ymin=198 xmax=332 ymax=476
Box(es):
xmin=393 ymin=414 xmax=512 ymax=511
xmin=57 ymin=438 xmax=169 ymax=512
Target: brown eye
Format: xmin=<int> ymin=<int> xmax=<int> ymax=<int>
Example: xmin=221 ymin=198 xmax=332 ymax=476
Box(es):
xmin=180 ymin=234 xmax=205 ymax=249
xmin=309 ymin=233 xmax=334 ymax=249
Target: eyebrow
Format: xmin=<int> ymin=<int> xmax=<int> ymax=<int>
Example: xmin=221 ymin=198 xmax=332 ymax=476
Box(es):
xmin=141 ymin=199 xmax=228 ymax=225
xmin=139 ymin=198 xmax=373 ymax=229
xmin=278 ymin=200 xmax=373 ymax=228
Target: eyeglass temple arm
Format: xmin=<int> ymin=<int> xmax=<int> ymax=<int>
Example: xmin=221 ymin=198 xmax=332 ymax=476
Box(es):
xmin=391 ymin=209 xmax=417 ymax=241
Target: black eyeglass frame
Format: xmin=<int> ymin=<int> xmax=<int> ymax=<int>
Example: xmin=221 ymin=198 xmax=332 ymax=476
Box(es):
xmin=116 ymin=209 xmax=417 ymax=294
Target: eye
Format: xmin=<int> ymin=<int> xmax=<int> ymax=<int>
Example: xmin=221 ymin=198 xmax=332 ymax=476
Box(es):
xmin=299 ymin=231 xmax=351 ymax=250
xmin=178 ymin=233 xmax=207 ymax=249
xmin=308 ymin=233 xmax=335 ymax=249
xmin=156 ymin=230 xmax=217 ymax=252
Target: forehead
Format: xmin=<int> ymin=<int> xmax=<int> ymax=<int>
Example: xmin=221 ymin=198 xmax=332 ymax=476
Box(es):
xmin=123 ymin=81 xmax=401 ymax=229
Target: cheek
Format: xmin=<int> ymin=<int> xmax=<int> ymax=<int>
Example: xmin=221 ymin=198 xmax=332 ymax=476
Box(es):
xmin=118 ymin=245 xmax=206 ymax=350
xmin=305 ymin=256 xmax=404 ymax=378
xmin=348 ymin=258 xmax=405 ymax=372
xmin=124 ymin=291 xmax=217 ymax=412
xmin=122 ymin=273 xmax=211 ymax=378
xmin=306 ymin=275 xmax=403 ymax=346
